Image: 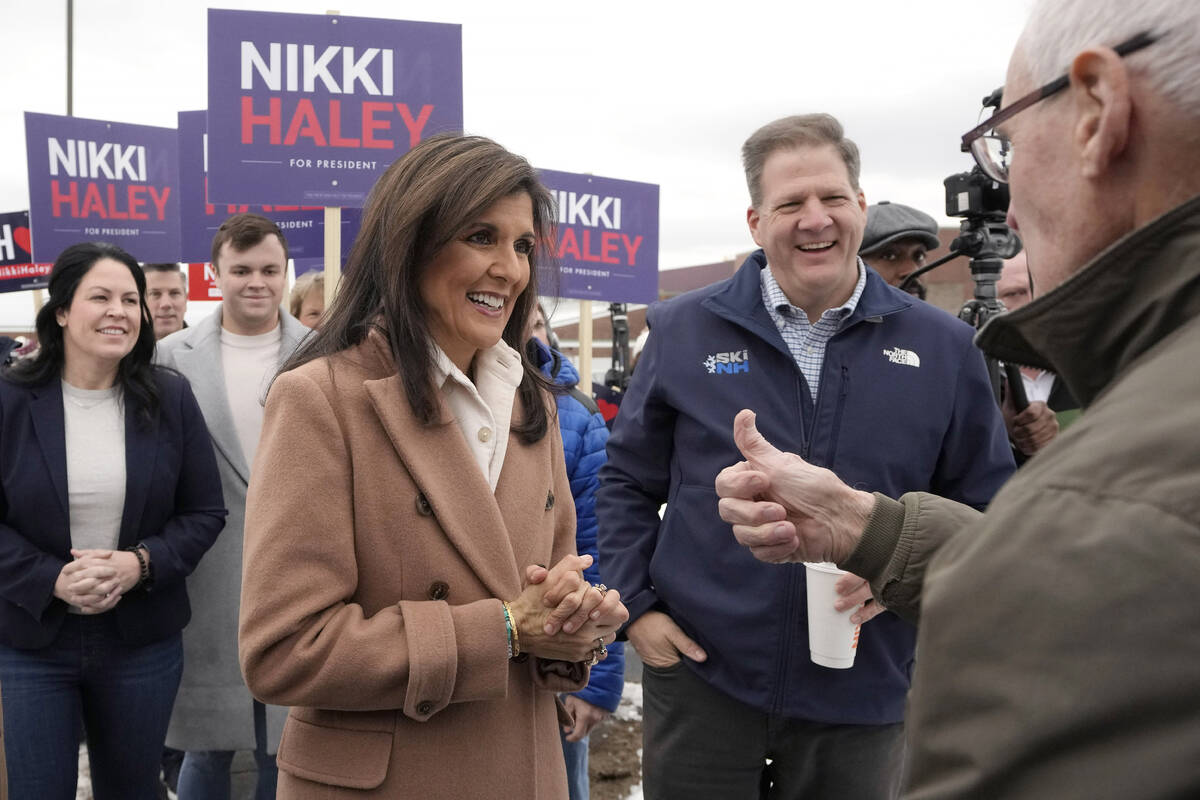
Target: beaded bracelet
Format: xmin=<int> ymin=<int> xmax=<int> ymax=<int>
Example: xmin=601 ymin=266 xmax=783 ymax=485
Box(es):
xmin=123 ymin=544 xmax=151 ymax=589
xmin=502 ymin=602 xmax=518 ymax=659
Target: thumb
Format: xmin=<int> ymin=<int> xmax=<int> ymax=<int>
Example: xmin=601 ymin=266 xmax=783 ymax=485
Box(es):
xmin=733 ymin=409 xmax=783 ymax=466
xmin=667 ymin=624 xmax=707 ymax=663
xmin=525 ymin=564 xmax=549 ymax=585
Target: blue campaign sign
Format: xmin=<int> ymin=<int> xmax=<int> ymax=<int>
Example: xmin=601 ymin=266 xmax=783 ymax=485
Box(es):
xmin=206 ymin=9 xmax=463 ymax=207
xmin=177 ymin=110 xmax=361 ymax=263
xmin=537 ymin=170 xmax=659 ymax=304
xmin=25 ymin=112 xmax=181 ymax=263
xmin=0 ymin=210 xmax=52 ymax=294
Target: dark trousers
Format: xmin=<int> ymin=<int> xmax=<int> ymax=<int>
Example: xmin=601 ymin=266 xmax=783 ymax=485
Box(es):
xmin=176 ymin=700 xmax=278 ymax=800
xmin=642 ymin=661 xmax=904 ymax=800
xmin=0 ymin=614 xmax=183 ymax=800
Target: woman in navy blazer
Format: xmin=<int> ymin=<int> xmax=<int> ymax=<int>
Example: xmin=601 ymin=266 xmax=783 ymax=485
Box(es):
xmin=0 ymin=243 xmax=226 ymax=800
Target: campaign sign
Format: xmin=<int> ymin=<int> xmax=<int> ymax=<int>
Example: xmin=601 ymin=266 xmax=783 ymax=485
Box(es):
xmin=177 ymin=110 xmax=361 ymax=263
xmin=537 ymin=170 xmax=659 ymax=304
xmin=25 ymin=112 xmax=181 ymax=263
xmin=188 ymin=263 xmax=222 ymax=302
xmin=0 ymin=210 xmax=52 ymax=293
xmin=207 ymin=9 xmax=463 ymax=206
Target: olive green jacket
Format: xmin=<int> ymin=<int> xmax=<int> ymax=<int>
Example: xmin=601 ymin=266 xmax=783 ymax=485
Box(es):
xmin=845 ymin=194 xmax=1200 ymax=798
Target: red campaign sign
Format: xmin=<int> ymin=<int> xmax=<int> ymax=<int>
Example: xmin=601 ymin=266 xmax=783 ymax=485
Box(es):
xmin=187 ymin=262 xmax=223 ymax=302
xmin=0 ymin=210 xmax=53 ymax=294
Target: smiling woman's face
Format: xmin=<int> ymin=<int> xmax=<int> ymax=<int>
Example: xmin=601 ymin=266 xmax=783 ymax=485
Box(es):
xmin=419 ymin=192 xmax=535 ymax=373
xmin=56 ymin=257 xmax=142 ymax=376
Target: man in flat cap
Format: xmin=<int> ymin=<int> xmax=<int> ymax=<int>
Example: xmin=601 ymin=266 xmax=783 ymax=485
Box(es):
xmin=858 ymin=201 xmax=943 ymax=299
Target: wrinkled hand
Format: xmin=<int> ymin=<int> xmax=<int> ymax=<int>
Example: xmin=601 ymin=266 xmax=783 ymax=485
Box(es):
xmin=833 ymin=573 xmax=886 ymax=625
xmin=716 ymin=409 xmax=873 ymax=565
xmin=511 ymin=556 xmax=628 ymax=662
xmin=626 ymin=610 xmax=706 ymax=668
xmin=561 ymin=695 xmax=611 ymax=742
xmin=1003 ymin=398 xmax=1059 ymax=456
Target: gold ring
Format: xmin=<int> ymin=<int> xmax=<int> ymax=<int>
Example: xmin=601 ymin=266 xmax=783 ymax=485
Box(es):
xmin=592 ymin=583 xmax=608 ymax=595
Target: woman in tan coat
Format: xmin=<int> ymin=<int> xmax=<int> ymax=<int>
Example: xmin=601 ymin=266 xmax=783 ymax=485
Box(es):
xmin=239 ymin=134 xmax=628 ymax=798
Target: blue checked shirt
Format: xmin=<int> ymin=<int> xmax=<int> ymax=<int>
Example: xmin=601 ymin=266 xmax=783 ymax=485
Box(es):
xmin=759 ymin=261 xmax=867 ymax=400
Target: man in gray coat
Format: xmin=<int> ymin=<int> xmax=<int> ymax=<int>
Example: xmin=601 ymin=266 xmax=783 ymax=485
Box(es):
xmin=157 ymin=213 xmax=310 ymax=799
xmin=718 ymin=0 xmax=1200 ymax=796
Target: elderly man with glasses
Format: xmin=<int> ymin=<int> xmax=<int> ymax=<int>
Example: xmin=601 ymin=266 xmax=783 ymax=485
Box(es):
xmin=717 ymin=0 xmax=1200 ymax=796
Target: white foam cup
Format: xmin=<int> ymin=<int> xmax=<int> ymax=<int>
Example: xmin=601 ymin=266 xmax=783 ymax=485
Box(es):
xmin=804 ymin=562 xmax=861 ymax=669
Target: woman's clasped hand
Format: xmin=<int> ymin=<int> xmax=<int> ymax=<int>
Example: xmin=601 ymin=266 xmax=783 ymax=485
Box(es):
xmin=508 ymin=554 xmax=628 ymax=663
xmin=52 ymin=548 xmax=143 ymax=613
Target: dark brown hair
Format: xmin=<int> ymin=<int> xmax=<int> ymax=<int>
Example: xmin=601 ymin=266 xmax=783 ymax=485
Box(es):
xmin=278 ymin=133 xmax=557 ymax=443
xmin=5 ymin=242 xmax=160 ymax=424
xmin=210 ymin=213 xmax=289 ymax=272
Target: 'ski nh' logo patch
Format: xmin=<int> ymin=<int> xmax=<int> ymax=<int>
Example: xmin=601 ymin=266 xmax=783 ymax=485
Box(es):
xmin=703 ymin=349 xmax=750 ymax=374
xmin=883 ymin=347 xmax=921 ymax=367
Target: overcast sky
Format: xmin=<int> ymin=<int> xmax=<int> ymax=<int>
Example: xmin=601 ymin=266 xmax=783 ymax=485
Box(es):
xmin=0 ymin=0 xmax=1032 ymax=326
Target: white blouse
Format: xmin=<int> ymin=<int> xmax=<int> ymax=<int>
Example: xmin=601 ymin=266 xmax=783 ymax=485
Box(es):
xmin=430 ymin=341 xmax=525 ymax=491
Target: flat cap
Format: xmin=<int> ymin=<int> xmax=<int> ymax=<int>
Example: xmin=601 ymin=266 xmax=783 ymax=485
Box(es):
xmin=859 ymin=201 xmax=941 ymax=255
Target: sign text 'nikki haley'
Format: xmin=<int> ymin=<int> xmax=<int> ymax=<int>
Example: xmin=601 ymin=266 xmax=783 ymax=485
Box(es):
xmin=537 ymin=170 xmax=659 ymax=304
xmin=24 ymin=113 xmax=180 ymax=263
xmin=177 ymin=110 xmax=360 ymax=265
xmin=206 ymin=9 xmax=463 ymax=207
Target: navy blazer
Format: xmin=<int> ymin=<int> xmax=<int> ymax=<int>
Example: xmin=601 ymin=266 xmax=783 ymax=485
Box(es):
xmin=0 ymin=368 xmax=227 ymax=649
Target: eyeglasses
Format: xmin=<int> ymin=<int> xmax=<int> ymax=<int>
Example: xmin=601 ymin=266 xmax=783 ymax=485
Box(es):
xmin=961 ymin=30 xmax=1161 ymax=183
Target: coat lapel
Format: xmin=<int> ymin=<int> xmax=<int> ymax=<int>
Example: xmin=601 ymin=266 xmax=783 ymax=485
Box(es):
xmin=363 ymin=365 xmax=522 ymax=601
xmin=118 ymin=396 xmax=157 ymax=548
xmin=494 ymin=419 xmax=554 ymax=574
xmin=174 ymin=313 xmax=250 ymax=484
xmin=29 ymin=381 xmax=69 ymax=518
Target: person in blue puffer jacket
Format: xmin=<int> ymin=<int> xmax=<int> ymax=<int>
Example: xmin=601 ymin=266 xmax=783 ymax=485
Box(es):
xmin=527 ymin=305 xmax=625 ymax=800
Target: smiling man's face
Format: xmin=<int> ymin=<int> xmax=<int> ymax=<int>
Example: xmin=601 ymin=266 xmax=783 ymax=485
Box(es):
xmin=748 ymin=143 xmax=867 ymax=317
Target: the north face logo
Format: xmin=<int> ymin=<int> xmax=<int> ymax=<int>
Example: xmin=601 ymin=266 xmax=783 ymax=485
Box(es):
xmin=883 ymin=347 xmax=920 ymax=367
xmin=703 ymin=350 xmax=750 ymax=374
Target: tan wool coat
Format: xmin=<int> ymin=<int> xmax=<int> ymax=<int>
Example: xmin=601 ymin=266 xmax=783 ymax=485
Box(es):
xmin=239 ymin=332 xmax=588 ymax=799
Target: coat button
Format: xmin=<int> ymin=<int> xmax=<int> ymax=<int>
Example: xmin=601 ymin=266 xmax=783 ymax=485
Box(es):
xmin=417 ymin=701 xmax=434 ymax=715
xmin=427 ymin=581 xmax=449 ymax=601
xmin=545 ymin=492 xmax=555 ymax=510
xmin=415 ymin=493 xmax=433 ymax=516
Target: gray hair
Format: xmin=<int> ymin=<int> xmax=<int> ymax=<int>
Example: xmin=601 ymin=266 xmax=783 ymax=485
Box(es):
xmin=1017 ymin=0 xmax=1200 ymax=118
xmin=741 ymin=114 xmax=861 ymax=209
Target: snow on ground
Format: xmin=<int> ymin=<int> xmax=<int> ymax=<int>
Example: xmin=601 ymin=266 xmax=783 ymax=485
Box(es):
xmin=614 ymin=680 xmax=642 ymax=722
xmin=616 ymin=681 xmax=644 ymax=799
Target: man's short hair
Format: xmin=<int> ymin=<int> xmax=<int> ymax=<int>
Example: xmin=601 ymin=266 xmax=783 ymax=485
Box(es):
xmin=1018 ymin=0 xmax=1200 ymax=119
xmin=210 ymin=213 xmax=289 ymax=272
xmin=742 ymin=114 xmax=862 ymax=209
xmin=142 ymin=262 xmax=186 ymax=286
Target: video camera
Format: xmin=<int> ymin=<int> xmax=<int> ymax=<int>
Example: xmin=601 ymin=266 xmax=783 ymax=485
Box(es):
xmin=898 ymin=88 xmax=1026 ymax=407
